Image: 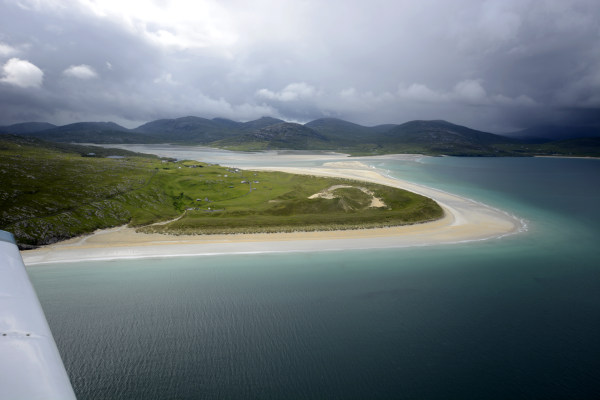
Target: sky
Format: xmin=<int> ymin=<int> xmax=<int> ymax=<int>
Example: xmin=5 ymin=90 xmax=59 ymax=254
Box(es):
xmin=0 ymin=0 xmax=599 ymax=132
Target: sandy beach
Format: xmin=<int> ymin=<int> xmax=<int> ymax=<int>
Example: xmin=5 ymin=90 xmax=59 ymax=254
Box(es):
xmin=21 ymin=161 xmax=525 ymax=265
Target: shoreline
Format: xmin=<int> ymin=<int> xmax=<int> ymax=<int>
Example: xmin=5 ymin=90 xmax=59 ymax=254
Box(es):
xmin=534 ymin=155 xmax=599 ymax=160
xmin=22 ymin=161 xmax=525 ymax=266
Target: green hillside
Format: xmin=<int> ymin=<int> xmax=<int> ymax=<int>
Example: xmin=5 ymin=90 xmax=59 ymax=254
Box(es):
xmin=134 ymin=116 xmax=239 ymax=143
xmin=370 ymin=120 xmax=518 ymax=156
xmin=239 ymin=116 xmax=285 ymax=131
xmin=26 ymin=122 xmax=152 ymax=143
xmin=305 ymin=118 xmax=375 ymax=143
xmin=0 ymin=135 xmax=442 ymax=248
xmin=0 ymin=122 xmax=57 ymax=134
xmin=214 ymin=122 xmax=331 ymax=150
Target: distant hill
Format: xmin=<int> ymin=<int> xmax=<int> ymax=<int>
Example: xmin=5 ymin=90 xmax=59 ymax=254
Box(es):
xmin=383 ymin=120 xmax=511 ymax=144
xmin=211 ymin=117 xmax=244 ymax=129
xmin=2 ymin=116 xmax=598 ymax=157
xmin=305 ymin=118 xmax=378 ymax=144
xmin=133 ymin=116 xmax=287 ymax=143
xmin=135 ymin=116 xmax=214 ymax=133
xmin=370 ymin=124 xmax=399 ymax=134
xmin=134 ymin=116 xmax=235 ymax=143
xmin=0 ymin=134 xmax=159 ymax=158
xmin=374 ymin=120 xmax=516 ymax=155
xmin=0 ymin=122 xmax=57 ymax=134
xmin=215 ymin=122 xmax=330 ymax=150
xmin=23 ymin=122 xmax=151 ymax=144
xmin=52 ymin=121 xmax=129 ymax=132
xmin=302 ymin=119 xmax=521 ymax=155
xmin=240 ymin=116 xmax=285 ymax=131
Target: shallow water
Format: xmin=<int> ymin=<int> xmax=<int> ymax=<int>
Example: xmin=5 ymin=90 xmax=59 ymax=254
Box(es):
xmin=28 ymin=151 xmax=600 ymax=399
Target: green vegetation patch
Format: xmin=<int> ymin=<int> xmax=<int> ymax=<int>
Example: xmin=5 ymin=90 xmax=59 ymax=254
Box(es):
xmin=0 ymin=136 xmax=174 ymax=247
xmin=0 ymin=135 xmax=443 ymax=248
xmin=141 ymin=176 xmax=442 ymax=235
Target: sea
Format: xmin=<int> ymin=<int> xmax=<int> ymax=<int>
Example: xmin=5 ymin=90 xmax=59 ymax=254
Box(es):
xmin=27 ymin=148 xmax=600 ymax=400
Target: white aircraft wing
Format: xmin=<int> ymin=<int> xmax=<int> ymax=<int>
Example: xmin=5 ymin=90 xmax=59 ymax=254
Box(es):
xmin=0 ymin=230 xmax=76 ymax=399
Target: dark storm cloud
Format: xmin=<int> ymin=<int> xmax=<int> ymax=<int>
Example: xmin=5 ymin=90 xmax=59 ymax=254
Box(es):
xmin=0 ymin=0 xmax=598 ymax=132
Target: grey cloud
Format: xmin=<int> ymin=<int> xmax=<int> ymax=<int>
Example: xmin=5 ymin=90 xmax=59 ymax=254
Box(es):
xmin=0 ymin=0 xmax=598 ymax=132
xmin=0 ymin=42 xmax=18 ymax=56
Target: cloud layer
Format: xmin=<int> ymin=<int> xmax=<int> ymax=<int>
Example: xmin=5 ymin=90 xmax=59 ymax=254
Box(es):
xmin=0 ymin=0 xmax=599 ymax=131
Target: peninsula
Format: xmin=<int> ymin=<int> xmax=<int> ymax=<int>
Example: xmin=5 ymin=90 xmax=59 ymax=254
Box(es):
xmin=21 ymin=160 xmax=522 ymax=265
xmin=0 ymin=135 xmax=522 ymax=265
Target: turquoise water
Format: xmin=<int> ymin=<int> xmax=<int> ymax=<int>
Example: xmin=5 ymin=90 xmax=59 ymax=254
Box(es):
xmin=28 ymin=155 xmax=600 ymax=399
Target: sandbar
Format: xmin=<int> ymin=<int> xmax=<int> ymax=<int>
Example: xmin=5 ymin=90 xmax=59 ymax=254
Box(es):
xmin=22 ymin=161 xmax=525 ymax=265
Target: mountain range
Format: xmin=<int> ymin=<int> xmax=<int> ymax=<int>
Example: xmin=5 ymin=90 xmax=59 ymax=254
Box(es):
xmin=1 ymin=116 xmax=598 ymax=157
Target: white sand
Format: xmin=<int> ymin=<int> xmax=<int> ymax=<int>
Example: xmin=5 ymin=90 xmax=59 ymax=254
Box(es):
xmin=22 ymin=161 xmax=524 ymax=265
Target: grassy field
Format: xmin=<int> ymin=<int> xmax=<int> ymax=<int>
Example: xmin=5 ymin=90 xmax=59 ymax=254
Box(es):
xmin=0 ymin=135 xmax=443 ymax=248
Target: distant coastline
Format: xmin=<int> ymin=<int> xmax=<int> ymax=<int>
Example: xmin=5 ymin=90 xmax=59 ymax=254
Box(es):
xmin=534 ymin=155 xmax=600 ymax=160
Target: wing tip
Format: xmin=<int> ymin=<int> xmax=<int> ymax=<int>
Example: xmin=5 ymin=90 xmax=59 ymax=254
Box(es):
xmin=0 ymin=230 xmax=16 ymax=245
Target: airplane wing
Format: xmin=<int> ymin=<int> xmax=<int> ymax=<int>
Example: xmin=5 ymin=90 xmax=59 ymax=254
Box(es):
xmin=0 ymin=230 xmax=76 ymax=399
